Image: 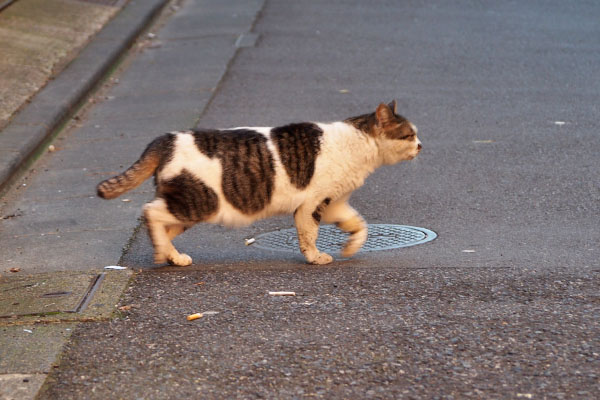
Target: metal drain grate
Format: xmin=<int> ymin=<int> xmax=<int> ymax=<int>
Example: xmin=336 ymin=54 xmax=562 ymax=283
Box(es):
xmin=253 ymin=224 xmax=437 ymax=254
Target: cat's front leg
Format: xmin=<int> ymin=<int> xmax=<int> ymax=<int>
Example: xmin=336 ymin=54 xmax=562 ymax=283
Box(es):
xmin=143 ymin=200 xmax=193 ymax=266
xmin=321 ymin=200 xmax=367 ymax=258
xmin=294 ymin=203 xmax=333 ymax=265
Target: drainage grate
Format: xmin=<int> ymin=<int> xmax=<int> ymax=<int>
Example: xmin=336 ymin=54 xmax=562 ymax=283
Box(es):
xmin=253 ymin=224 xmax=437 ymax=254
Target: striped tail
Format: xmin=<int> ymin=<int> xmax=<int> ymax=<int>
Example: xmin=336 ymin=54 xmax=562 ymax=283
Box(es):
xmin=96 ymin=134 xmax=172 ymax=199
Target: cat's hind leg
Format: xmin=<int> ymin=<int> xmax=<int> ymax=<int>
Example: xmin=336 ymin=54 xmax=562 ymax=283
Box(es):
xmin=294 ymin=201 xmax=333 ymax=265
xmin=322 ymin=199 xmax=367 ymax=258
xmin=143 ymin=199 xmax=193 ymax=266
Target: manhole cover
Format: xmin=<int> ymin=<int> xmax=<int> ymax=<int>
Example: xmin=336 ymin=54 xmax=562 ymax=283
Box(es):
xmin=253 ymin=224 xmax=437 ymax=254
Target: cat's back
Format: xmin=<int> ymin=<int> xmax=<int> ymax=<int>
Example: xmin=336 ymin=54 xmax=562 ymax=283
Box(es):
xmin=159 ymin=128 xmax=275 ymax=217
xmin=156 ymin=122 xmax=372 ymax=225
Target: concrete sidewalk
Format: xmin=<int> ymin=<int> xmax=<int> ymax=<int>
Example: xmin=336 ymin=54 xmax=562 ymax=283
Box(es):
xmin=0 ymin=0 xmax=169 ymax=194
xmin=0 ymin=0 xmax=121 ymax=129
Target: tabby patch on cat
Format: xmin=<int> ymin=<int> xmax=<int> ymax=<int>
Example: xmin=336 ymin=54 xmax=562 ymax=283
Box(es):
xmin=97 ymin=101 xmax=421 ymax=266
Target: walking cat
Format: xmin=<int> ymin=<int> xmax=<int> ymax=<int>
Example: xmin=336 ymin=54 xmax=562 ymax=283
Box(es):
xmin=97 ymin=101 xmax=421 ymax=266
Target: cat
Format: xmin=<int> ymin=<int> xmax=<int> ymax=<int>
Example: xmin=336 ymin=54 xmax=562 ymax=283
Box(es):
xmin=97 ymin=100 xmax=421 ymax=266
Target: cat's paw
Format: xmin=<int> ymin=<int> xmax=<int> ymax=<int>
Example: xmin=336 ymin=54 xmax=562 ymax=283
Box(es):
xmin=341 ymin=246 xmax=357 ymax=258
xmin=341 ymin=231 xmax=367 ymax=258
xmin=310 ymin=252 xmax=333 ymax=265
xmin=168 ymin=253 xmax=193 ymax=267
xmin=341 ymin=242 xmax=362 ymax=258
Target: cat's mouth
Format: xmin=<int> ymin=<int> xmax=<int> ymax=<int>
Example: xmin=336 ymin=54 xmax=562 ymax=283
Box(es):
xmin=409 ymin=149 xmax=421 ymax=160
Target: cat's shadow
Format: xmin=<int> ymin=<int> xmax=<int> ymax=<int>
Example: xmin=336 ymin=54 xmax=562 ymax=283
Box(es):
xmin=120 ymin=218 xmax=363 ymax=270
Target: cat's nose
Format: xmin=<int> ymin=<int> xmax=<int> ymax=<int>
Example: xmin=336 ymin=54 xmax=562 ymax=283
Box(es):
xmin=417 ymin=143 xmax=422 ymax=151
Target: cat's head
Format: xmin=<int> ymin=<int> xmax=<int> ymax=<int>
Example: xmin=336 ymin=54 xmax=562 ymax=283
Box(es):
xmin=374 ymin=100 xmax=421 ymax=164
xmin=346 ymin=100 xmax=422 ymax=164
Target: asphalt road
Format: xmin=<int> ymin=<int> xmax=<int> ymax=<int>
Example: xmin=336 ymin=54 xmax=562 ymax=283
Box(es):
xmin=42 ymin=266 xmax=598 ymax=399
xmin=37 ymin=0 xmax=599 ymax=398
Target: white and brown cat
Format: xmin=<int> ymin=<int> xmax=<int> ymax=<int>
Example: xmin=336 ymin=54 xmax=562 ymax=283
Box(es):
xmin=97 ymin=101 xmax=421 ymax=266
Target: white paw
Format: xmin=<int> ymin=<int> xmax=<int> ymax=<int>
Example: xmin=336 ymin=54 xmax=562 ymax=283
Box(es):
xmin=169 ymin=253 xmax=193 ymax=266
xmin=341 ymin=232 xmax=367 ymax=258
xmin=341 ymin=243 xmax=361 ymax=258
xmin=309 ymin=252 xmax=333 ymax=265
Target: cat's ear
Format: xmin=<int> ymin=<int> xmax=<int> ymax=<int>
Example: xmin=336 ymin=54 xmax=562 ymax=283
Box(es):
xmin=376 ymin=103 xmax=394 ymax=126
xmin=388 ymin=100 xmax=397 ymax=114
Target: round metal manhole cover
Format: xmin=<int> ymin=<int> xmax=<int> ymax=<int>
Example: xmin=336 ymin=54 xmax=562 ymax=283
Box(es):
xmin=253 ymin=224 xmax=437 ymax=254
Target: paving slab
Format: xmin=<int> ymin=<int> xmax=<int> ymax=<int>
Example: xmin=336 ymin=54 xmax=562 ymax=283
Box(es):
xmin=0 ymin=373 xmax=47 ymax=400
xmin=0 ymin=269 xmax=132 ymax=399
xmin=0 ymin=270 xmax=132 ymax=322
xmin=0 ymin=272 xmax=96 ymax=317
xmin=0 ymin=324 xmax=76 ymax=373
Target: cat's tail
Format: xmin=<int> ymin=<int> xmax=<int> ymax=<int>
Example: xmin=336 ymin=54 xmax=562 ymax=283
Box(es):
xmin=96 ymin=134 xmax=173 ymax=199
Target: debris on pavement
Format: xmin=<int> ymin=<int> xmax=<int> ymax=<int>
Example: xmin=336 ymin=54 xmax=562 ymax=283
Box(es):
xmin=244 ymin=237 xmax=255 ymax=246
xmin=462 ymin=250 xmax=476 ymax=253
xmin=48 ymin=144 xmax=56 ymax=152
xmin=0 ymin=210 xmax=23 ymax=220
xmin=269 ymin=291 xmax=296 ymax=296
xmin=186 ymin=313 xmax=203 ymax=321
xmin=23 ymin=329 xmax=33 ymax=333
xmin=104 ymin=266 xmax=127 ymax=270
xmin=9 ymin=267 xmax=20 ymax=273
xmin=118 ymin=305 xmax=131 ymax=311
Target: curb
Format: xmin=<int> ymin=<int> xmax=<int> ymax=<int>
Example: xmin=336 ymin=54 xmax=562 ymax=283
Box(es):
xmin=0 ymin=0 xmax=170 ymax=195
